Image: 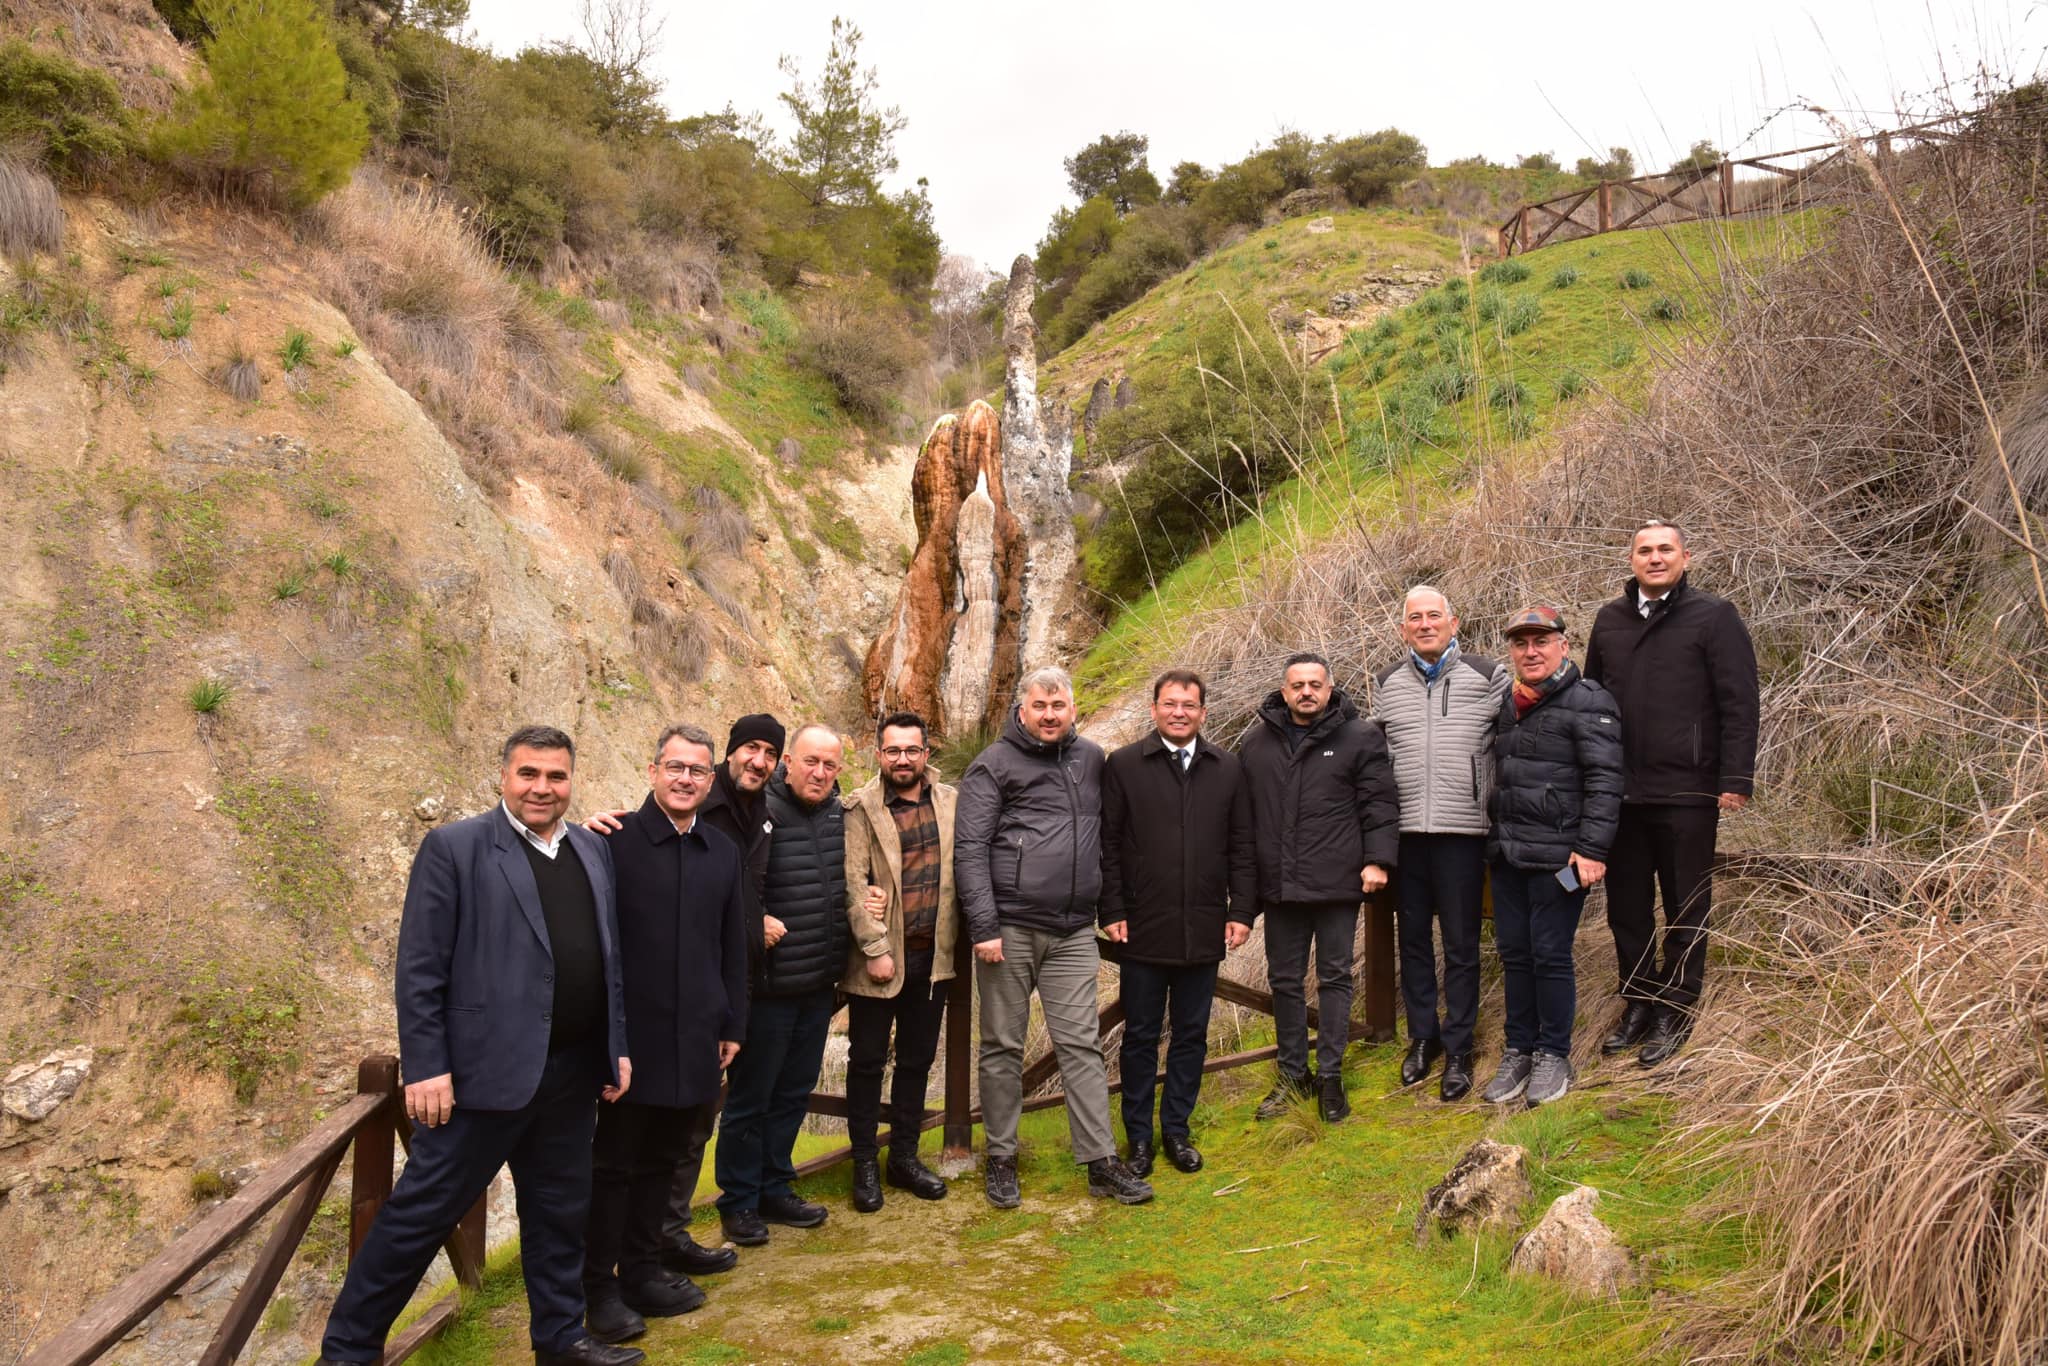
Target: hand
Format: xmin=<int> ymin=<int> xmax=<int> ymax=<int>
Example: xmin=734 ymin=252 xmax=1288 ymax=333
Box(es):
xmin=1568 ymin=853 xmax=1607 ymax=888
xmin=601 ymin=1057 xmax=632 ymax=1103
xmin=867 ymin=953 xmax=895 ymax=983
xmin=763 ymin=915 xmax=787 ymax=949
xmin=584 ymin=808 xmax=630 ymax=835
xmin=405 ymin=1073 xmax=455 ymax=1128
xmin=1103 ymin=920 xmax=1129 ymax=943
xmin=718 ymin=1040 xmax=740 ymax=1069
xmin=974 ymin=937 xmax=1004 ymax=964
xmin=864 ymin=886 xmax=888 ymax=923
xmin=1361 ymin=864 xmax=1389 ymax=894
xmin=1718 ymin=792 xmax=1749 ymax=812
xmin=1224 ymin=922 xmax=1251 ymax=950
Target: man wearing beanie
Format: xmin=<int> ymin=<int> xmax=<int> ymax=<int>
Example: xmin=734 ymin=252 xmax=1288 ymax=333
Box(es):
xmin=591 ymin=713 xmax=785 ymax=1277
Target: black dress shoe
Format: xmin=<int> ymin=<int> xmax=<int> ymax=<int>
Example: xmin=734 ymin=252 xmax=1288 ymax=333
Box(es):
xmin=1400 ymin=1037 xmax=1444 ymax=1087
xmin=621 ymin=1273 xmax=705 ymax=1317
xmin=851 ymin=1155 xmax=884 ymax=1213
xmin=1254 ymin=1071 xmax=1313 ymax=1120
xmin=885 ymin=1151 xmax=948 ymax=1200
xmin=720 ymin=1209 xmax=769 ymax=1247
xmin=659 ymin=1234 xmax=737 ymax=1277
xmin=536 ymin=1337 xmax=647 ymax=1366
xmin=1603 ymin=1000 xmax=1657 ymax=1055
xmin=759 ymin=1191 xmax=829 ymax=1228
xmin=1439 ymin=1052 xmax=1474 ymax=1102
xmin=1319 ymin=1074 xmax=1351 ymax=1123
xmin=1162 ymin=1135 xmax=1203 ymax=1173
xmin=1638 ymin=1007 xmax=1693 ymax=1068
xmin=584 ymin=1295 xmax=646 ymax=1344
xmin=1126 ymin=1138 xmax=1154 ymax=1178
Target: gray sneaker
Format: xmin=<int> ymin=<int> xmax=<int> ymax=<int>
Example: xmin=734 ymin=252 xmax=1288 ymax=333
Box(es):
xmin=1481 ymin=1049 xmax=1533 ymax=1104
xmin=1525 ymin=1052 xmax=1574 ymax=1106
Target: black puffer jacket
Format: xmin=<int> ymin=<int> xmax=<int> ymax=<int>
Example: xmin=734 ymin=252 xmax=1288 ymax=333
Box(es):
xmin=1237 ymin=689 xmax=1401 ymax=908
xmin=955 ymin=711 xmax=1106 ymax=943
xmin=756 ymin=772 xmax=847 ymax=998
xmin=1583 ymin=575 xmax=1760 ymax=806
xmin=1488 ymin=662 xmax=1624 ymax=871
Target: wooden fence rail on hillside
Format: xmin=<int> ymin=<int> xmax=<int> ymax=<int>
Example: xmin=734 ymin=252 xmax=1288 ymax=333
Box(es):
xmin=24 ymin=900 xmax=1400 ymax=1362
xmin=1497 ymin=115 xmax=1971 ymax=257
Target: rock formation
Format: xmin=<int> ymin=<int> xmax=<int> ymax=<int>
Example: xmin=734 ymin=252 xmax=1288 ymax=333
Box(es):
xmin=1508 ymin=1186 xmax=1637 ymax=1299
xmin=1412 ymin=1138 xmax=1532 ymax=1245
xmin=1000 ymin=254 xmax=1084 ymax=673
xmin=862 ymin=400 xmax=1024 ymax=736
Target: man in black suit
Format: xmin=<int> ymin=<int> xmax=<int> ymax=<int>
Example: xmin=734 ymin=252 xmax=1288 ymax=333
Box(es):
xmin=580 ymin=723 xmax=749 ymax=1344
xmin=319 ymin=726 xmax=642 ymax=1366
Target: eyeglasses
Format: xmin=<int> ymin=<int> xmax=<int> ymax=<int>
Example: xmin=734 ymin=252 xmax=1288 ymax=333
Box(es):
xmin=880 ymin=746 xmax=926 ymax=760
xmin=657 ymin=762 xmax=715 ymax=780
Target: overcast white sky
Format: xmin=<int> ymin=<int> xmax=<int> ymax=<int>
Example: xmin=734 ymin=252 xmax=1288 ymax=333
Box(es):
xmin=464 ymin=0 xmax=2046 ymax=271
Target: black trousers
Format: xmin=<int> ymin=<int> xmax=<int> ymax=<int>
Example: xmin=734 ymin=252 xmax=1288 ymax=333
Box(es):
xmin=1606 ymin=803 xmax=1719 ymax=1010
xmin=1118 ymin=958 xmax=1218 ymax=1146
xmin=322 ymin=1042 xmax=605 ymax=1361
xmin=585 ymin=1100 xmax=691 ymax=1298
xmin=1394 ymin=833 xmax=1486 ymax=1058
xmin=1263 ymin=901 xmax=1359 ymax=1078
xmin=659 ymin=1098 xmax=719 ymax=1248
xmin=844 ymin=947 xmax=947 ymax=1161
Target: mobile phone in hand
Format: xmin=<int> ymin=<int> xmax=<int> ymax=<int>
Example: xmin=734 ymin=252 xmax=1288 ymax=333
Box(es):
xmin=1555 ymin=863 xmax=1581 ymax=892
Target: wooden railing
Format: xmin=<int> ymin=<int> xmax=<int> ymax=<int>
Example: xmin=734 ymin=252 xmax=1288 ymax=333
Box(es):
xmin=25 ymin=898 xmax=1399 ymax=1361
xmin=1497 ymin=115 xmax=1971 ymax=256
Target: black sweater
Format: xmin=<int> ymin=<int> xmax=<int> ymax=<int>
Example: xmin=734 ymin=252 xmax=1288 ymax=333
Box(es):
xmin=521 ymin=838 xmax=604 ymax=1049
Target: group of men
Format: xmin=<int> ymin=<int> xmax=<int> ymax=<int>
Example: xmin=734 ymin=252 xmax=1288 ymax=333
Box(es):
xmin=315 ymin=520 xmax=1757 ymax=1366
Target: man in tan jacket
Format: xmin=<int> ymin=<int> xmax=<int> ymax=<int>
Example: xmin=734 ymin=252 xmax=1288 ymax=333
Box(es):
xmin=840 ymin=709 xmax=961 ymax=1212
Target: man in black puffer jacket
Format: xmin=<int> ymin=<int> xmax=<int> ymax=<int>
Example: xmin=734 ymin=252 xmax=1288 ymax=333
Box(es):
xmin=1481 ymin=607 xmax=1623 ymax=1110
xmin=1237 ymin=652 xmax=1400 ymax=1124
xmin=713 ymin=724 xmax=846 ymax=1249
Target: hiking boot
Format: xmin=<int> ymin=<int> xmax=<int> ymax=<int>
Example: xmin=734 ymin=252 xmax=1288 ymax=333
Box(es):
xmin=1254 ymin=1070 xmax=1313 ymax=1120
xmin=1439 ymin=1052 xmax=1474 ymax=1103
xmin=1481 ymin=1049 xmax=1534 ymax=1105
xmin=850 ymin=1156 xmax=883 ymax=1213
xmin=984 ymin=1154 xmax=1021 ymax=1208
xmin=1638 ymin=1007 xmax=1693 ymax=1069
xmin=1525 ymin=1051 xmax=1574 ymax=1107
xmin=1086 ymin=1156 xmax=1155 ymax=1205
xmin=718 ymin=1209 xmax=768 ymax=1247
xmin=885 ymin=1150 xmax=948 ymax=1200
xmin=1602 ymin=1000 xmax=1656 ymax=1055
xmin=1401 ymin=1037 xmax=1444 ymax=1087
xmin=1319 ymin=1074 xmax=1351 ymax=1123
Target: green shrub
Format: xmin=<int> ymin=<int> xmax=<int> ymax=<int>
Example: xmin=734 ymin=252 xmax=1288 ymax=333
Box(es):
xmin=1488 ymin=377 xmax=1528 ymax=410
xmin=152 ymin=0 xmax=209 ymax=42
xmin=1501 ymin=294 xmax=1542 ymax=336
xmin=188 ymin=677 xmax=230 ymax=713
xmin=798 ymin=287 xmax=919 ymax=424
xmin=1649 ymin=293 xmax=1685 ymax=321
xmin=1045 ymin=206 xmax=1197 ymax=350
xmin=154 ymin=0 xmax=368 ymax=207
xmin=1476 ymin=285 xmax=1507 ymax=323
xmin=1365 ymin=356 xmax=1390 ymax=384
xmin=1419 ymin=361 xmax=1473 ymax=403
xmin=277 ymin=327 xmax=312 ymax=371
xmin=1554 ymin=368 xmax=1588 ymax=400
xmin=1551 ymin=265 xmax=1580 ymax=288
xmin=1369 ymin=313 xmax=1402 ymax=344
xmin=153 ymin=296 xmax=194 ymax=340
xmin=734 ymin=288 xmax=796 ymax=349
xmin=1479 ymin=257 xmax=1531 ymax=285
xmin=1618 ymin=267 xmax=1654 ymax=290
xmin=1507 ymin=407 xmax=1536 ymax=439
xmin=1322 ymin=128 xmax=1426 ymax=207
xmin=0 ymin=42 xmax=137 ymax=181
xmin=1607 ymin=339 xmax=1636 ymax=368
xmin=170 ymin=976 xmax=302 ymax=1102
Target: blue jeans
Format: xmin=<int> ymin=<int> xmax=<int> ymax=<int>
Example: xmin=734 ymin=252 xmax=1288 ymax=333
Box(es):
xmin=1118 ymin=958 xmax=1218 ymax=1146
xmin=715 ymin=988 xmax=835 ymax=1214
xmin=1490 ymin=860 xmax=1586 ymax=1058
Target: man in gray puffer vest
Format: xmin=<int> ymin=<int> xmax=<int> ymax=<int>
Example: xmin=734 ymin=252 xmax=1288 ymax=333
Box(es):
xmin=714 ymin=724 xmax=847 ymax=1248
xmin=957 ymin=667 xmax=1153 ymax=1210
xmin=1371 ymin=586 xmax=1507 ymax=1102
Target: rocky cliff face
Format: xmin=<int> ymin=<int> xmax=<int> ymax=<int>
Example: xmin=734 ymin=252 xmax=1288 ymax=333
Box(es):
xmin=862 ymin=399 xmax=1024 ymax=736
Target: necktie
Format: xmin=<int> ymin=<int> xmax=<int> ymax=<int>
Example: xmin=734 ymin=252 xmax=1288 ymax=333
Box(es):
xmin=1177 ymin=747 xmax=1191 ymax=773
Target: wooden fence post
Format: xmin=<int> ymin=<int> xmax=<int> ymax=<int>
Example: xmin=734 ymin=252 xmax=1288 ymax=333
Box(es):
xmin=1718 ymin=160 xmax=1734 ymax=215
xmin=1360 ymin=892 xmax=1397 ymax=1043
xmin=1597 ymin=182 xmax=1612 ymax=233
xmin=349 ymin=1055 xmax=398 ymax=1261
xmin=941 ymin=934 xmax=974 ymax=1158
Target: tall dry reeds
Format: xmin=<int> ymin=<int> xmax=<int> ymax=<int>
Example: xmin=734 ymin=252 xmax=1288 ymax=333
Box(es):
xmin=1153 ymin=89 xmax=2048 ymax=1362
xmin=0 ymin=154 xmax=62 ymax=262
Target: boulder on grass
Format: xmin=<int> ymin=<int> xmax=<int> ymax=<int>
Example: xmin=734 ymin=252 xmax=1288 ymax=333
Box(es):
xmin=1508 ymin=1185 xmax=1637 ymax=1299
xmin=1412 ymin=1137 xmax=1530 ymax=1245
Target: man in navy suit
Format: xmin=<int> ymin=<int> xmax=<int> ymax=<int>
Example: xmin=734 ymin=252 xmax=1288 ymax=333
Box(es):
xmin=319 ymin=726 xmax=645 ymax=1366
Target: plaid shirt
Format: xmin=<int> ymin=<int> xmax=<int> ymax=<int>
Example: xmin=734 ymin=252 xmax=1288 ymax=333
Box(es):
xmin=887 ymin=782 xmax=941 ymax=950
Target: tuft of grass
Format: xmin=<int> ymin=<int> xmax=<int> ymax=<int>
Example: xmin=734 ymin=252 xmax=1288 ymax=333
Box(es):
xmin=1606 ymin=338 xmax=1636 ymax=368
xmin=322 ymin=549 xmax=355 ymax=578
xmin=187 ymin=677 xmax=231 ymax=714
xmin=559 ymin=391 xmax=604 ymax=436
xmin=277 ymin=328 xmax=314 ymax=371
xmin=1479 ymin=256 xmax=1532 ymax=284
xmin=188 ymin=1168 xmax=228 ymax=1202
xmin=0 ymin=154 xmax=63 ymax=261
xmin=330 ymin=337 xmax=356 ymax=359
xmin=1618 ymin=266 xmax=1654 ymax=290
xmin=1648 ymin=293 xmax=1685 ymax=321
xmin=272 ymin=569 xmax=306 ymax=601
xmin=1554 ymin=368 xmax=1588 ymax=400
xmin=1501 ymin=294 xmax=1542 ymax=336
xmin=152 ymin=295 xmax=194 ymax=340
xmin=1551 ymin=264 xmax=1580 ymax=288
xmin=1488 ymin=376 xmax=1529 ymax=410
xmin=1475 ymin=284 xmax=1507 ymax=322
xmin=216 ymin=349 xmax=261 ymax=402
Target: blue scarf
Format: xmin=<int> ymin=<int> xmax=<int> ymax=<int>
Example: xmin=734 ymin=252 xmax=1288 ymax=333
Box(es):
xmin=1411 ymin=639 xmax=1458 ymax=684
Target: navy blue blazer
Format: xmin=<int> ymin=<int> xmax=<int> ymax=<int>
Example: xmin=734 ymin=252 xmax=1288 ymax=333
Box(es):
xmin=394 ymin=806 xmax=631 ymax=1110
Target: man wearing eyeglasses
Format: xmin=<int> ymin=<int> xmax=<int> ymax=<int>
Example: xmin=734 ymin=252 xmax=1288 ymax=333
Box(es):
xmin=714 ymin=724 xmax=849 ymax=1247
xmin=839 ymin=711 xmax=960 ymax=1213
xmin=580 ymin=725 xmax=747 ymax=1343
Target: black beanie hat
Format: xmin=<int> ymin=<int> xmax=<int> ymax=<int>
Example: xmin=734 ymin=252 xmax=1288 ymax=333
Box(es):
xmin=726 ymin=713 xmax=786 ymax=758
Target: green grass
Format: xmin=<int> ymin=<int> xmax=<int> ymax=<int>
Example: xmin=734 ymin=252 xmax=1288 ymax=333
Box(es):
xmin=277 ymin=328 xmax=314 ymax=372
xmin=1072 ymin=212 xmax=1823 ymax=707
xmin=186 ymin=677 xmax=230 ymax=714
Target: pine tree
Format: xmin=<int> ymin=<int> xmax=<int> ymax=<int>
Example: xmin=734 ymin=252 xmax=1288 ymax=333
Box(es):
xmin=159 ymin=0 xmax=369 ymax=207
